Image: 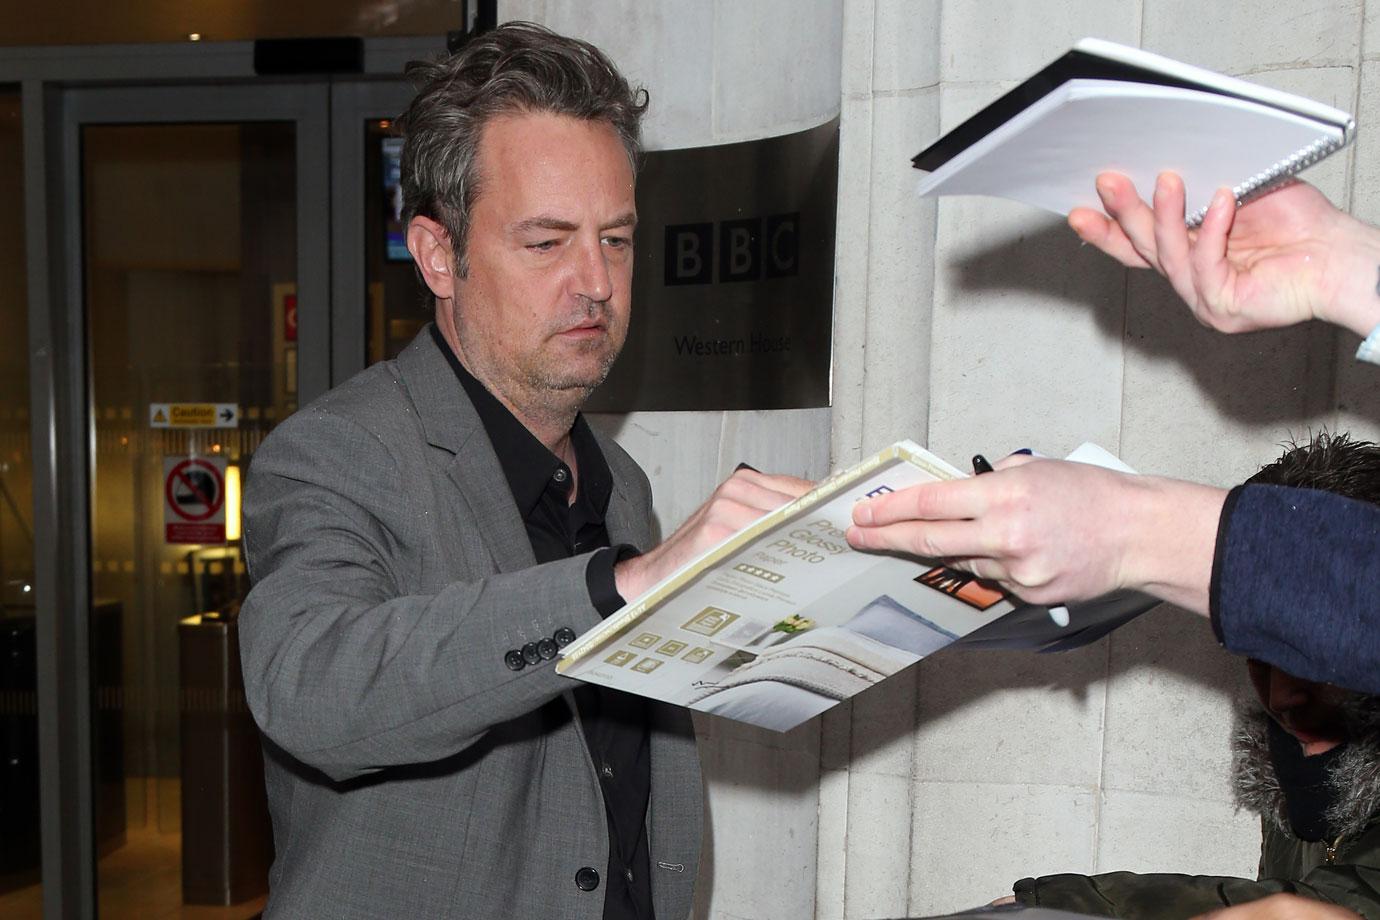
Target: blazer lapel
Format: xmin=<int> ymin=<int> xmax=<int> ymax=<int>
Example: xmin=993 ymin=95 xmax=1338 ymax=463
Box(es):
xmin=393 ymin=327 xmax=537 ymax=575
xmin=593 ymin=429 xmax=653 ymax=551
xmin=446 ymin=438 xmax=537 ymax=574
xmin=602 ymin=474 xmax=642 ymax=549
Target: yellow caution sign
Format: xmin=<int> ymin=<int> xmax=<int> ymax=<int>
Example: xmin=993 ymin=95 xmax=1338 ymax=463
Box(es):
xmin=149 ymin=403 xmax=240 ymax=429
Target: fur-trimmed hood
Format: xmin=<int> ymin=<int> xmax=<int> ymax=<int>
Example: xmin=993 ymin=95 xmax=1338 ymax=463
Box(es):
xmin=1234 ymin=694 xmax=1380 ymax=842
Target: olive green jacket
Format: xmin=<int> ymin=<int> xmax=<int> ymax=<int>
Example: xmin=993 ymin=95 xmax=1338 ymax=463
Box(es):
xmin=1012 ymin=816 xmax=1380 ymax=919
xmin=1013 ymin=703 xmax=1380 ymax=919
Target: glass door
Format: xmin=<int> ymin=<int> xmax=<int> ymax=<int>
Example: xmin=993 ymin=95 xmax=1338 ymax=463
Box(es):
xmin=60 ymin=84 xmax=329 ymax=919
xmin=0 ymin=85 xmax=42 ymax=918
xmin=328 ymin=81 xmax=422 ymax=380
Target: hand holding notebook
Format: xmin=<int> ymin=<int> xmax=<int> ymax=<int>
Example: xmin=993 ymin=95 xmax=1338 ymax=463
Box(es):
xmin=913 ymin=38 xmax=1355 ymax=227
xmin=1069 ymin=171 xmax=1380 ymax=336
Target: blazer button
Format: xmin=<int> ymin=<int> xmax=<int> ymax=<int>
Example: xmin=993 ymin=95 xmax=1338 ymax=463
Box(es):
xmin=553 ymin=626 xmax=576 ymax=647
xmin=536 ymin=637 xmax=558 ymax=660
xmin=503 ymin=650 xmax=526 ymax=671
xmin=521 ymin=642 xmax=542 ymax=665
xmin=574 ymin=866 xmax=600 ymax=891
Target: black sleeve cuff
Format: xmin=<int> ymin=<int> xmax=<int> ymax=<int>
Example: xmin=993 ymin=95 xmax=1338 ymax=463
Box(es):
xmin=1011 ymin=877 xmax=1038 ymax=905
xmin=586 ymin=544 xmax=641 ymax=618
xmin=1208 ymin=484 xmax=1246 ymax=646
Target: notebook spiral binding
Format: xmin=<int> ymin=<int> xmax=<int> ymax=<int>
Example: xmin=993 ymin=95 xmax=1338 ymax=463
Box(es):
xmin=1185 ymin=134 xmax=1346 ymax=227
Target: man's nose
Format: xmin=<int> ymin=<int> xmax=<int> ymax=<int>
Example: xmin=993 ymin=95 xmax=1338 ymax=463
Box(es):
xmin=572 ymin=236 xmax=613 ymax=303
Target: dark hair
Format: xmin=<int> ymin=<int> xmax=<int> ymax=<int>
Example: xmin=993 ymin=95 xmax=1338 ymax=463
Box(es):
xmin=395 ymin=21 xmax=648 ymax=275
xmin=1246 ymin=431 xmax=1380 ymax=506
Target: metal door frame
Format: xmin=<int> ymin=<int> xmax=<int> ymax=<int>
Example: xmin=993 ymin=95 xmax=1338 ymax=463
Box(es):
xmin=329 ymin=80 xmax=419 ymax=385
xmin=10 ymin=37 xmax=436 ymax=918
xmin=55 ymin=79 xmax=330 ymax=920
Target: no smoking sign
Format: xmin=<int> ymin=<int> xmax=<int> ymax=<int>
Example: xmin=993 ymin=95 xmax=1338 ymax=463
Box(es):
xmin=164 ymin=456 xmax=227 ymax=544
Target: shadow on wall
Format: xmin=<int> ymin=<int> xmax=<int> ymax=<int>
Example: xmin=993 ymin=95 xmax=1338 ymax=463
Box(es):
xmin=679 ymin=607 xmax=1253 ymax=920
xmin=836 ymin=602 xmax=1250 ymax=764
xmin=685 ymin=601 xmax=1248 ymax=787
xmin=945 ymin=218 xmax=1340 ymax=428
xmin=690 ymin=713 xmax=823 ymax=918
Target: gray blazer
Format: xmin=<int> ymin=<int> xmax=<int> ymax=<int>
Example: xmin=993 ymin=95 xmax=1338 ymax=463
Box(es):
xmin=239 ymin=329 xmax=703 ymax=919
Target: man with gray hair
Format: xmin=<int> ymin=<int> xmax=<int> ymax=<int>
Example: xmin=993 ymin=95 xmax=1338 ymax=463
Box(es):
xmin=240 ymin=21 xmax=809 ymax=919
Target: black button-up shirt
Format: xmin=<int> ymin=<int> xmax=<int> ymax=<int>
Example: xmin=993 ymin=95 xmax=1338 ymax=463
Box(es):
xmin=431 ymin=326 xmax=654 ymax=920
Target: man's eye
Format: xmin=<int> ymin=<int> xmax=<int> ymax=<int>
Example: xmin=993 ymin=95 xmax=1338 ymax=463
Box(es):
xmin=603 ymin=235 xmax=631 ymax=249
xmin=526 ymin=240 xmax=558 ymax=252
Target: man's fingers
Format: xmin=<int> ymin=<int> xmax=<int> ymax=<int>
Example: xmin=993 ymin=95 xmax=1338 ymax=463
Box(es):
xmin=991 ymin=452 xmax=1038 ymax=472
xmin=1095 ymin=172 xmax=1160 ymax=267
xmin=956 ymin=556 xmax=1010 ymax=585
xmin=846 ymin=517 xmax=990 ymax=561
xmin=683 ymin=469 xmax=813 ymax=539
xmin=627 ymin=472 xmax=812 ymax=601
xmin=852 ymin=477 xmax=990 ymax=528
xmin=1189 ymin=188 xmax=1238 ymax=324
xmin=1151 ymin=173 xmax=1200 ymax=307
xmin=731 ymin=468 xmax=813 ymax=495
xmin=1068 ymin=209 xmax=1150 ymax=268
xmin=721 ymin=469 xmax=812 ymax=511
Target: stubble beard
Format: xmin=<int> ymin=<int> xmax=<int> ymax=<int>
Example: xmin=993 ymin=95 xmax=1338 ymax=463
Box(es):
xmin=451 ymin=295 xmax=627 ymax=435
xmin=506 ymin=330 xmax=621 ymax=437
xmin=529 ymin=335 xmax=621 ymax=394
xmin=525 ymin=300 xmax=626 ymax=396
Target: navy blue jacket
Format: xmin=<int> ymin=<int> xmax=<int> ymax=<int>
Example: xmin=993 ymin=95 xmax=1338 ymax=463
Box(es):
xmin=1212 ymin=484 xmax=1380 ymax=693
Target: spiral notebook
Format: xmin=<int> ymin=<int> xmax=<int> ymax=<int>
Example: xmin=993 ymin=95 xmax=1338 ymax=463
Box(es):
xmin=913 ymin=38 xmax=1355 ymax=225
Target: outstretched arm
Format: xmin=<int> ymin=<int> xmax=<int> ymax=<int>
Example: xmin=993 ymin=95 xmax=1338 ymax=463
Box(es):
xmin=1068 ymin=172 xmax=1380 ymax=340
xmin=845 ymin=454 xmax=1224 ymax=614
xmin=846 ymin=457 xmax=1380 ymax=693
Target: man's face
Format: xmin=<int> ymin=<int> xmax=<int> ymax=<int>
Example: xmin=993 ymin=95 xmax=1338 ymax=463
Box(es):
xmin=1247 ymin=660 xmax=1349 ymax=756
xmin=444 ymin=111 xmax=635 ymax=420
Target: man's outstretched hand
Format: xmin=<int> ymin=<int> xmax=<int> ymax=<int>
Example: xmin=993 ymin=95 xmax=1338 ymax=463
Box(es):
xmin=614 ymin=467 xmax=812 ymax=602
xmin=846 ymin=454 xmax=1226 ymax=614
xmin=1069 ymin=172 xmax=1380 ymax=339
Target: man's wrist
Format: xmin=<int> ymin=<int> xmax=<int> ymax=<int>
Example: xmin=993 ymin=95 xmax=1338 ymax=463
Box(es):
xmin=588 ymin=545 xmax=640 ymax=618
xmin=1318 ymin=211 xmax=1380 ymax=340
xmin=612 ymin=551 xmax=651 ymax=605
xmin=1120 ymin=476 xmax=1226 ymax=616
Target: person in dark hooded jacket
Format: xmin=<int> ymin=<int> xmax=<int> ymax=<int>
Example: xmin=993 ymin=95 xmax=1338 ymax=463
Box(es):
xmin=1006 ymin=433 xmax=1380 ymax=920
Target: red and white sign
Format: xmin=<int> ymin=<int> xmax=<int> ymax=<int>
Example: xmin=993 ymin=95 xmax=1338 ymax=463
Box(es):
xmin=164 ymin=456 xmax=227 ymax=544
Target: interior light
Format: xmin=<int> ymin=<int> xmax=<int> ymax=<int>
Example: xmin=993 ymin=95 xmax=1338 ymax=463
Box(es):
xmin=188 ymin=33 xmax=202 ymax=42
xmin=225 ymin=463 xmax=242 ymax=542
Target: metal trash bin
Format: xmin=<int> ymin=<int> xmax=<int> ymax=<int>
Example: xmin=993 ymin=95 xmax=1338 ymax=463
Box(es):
xmin=178 ymin=613 xmax=273 ymax=905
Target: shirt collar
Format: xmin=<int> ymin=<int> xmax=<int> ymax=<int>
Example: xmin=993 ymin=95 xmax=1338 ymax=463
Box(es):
xmin=429 ymin=323 xmax=612 ymax=521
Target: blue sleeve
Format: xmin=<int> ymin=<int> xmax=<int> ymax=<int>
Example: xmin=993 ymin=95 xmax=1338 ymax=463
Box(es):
xmin=1210 ymin=483 xmax=1380 ymax=693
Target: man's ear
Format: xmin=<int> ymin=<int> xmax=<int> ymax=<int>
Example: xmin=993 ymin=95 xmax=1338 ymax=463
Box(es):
xmin=407 ymin=216 xmax=457 ymax=300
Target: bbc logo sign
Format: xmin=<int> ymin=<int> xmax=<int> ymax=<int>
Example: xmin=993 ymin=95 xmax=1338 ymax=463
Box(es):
xmin=664 ymin=213 xmax=800 ymax=286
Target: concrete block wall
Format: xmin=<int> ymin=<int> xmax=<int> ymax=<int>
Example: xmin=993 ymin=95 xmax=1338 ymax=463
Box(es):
xmin=837 ymin=2 xmax=1375 ymax=916
xmin=839 ymin=3 xmax=1380 ymax=915
xmin=511 ymin=1 xmax=1376 ymax=916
